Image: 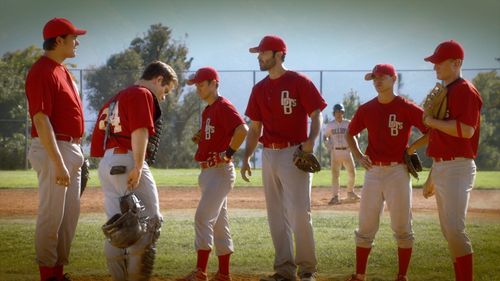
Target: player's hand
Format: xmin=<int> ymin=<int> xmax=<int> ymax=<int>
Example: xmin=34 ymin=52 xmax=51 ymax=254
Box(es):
xmin=55 ymin=162 xmax=70 ymax=187
xmin=240 ymin=159 xmax=252 ymax=182
xmin=191 ymin=130 xmax=201 ymax=144
xmin=127 ymin=166 xmax=142 ymax=190
xmin=423 ymin=169 xmax=435 ymax=199
xmin=357 ymin=154 xmax=372 ymax=170
xmin=301 ymin=139 xmax=314 ymax=153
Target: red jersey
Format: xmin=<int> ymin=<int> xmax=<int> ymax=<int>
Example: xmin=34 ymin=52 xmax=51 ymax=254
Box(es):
xmin=427 ymin=78 xmax=482 ymax=159
xmin=245 ymin=71 xmax=327 ymax=144
xmin=25 ymin=56 xmax=84 ymax=138
xmin=195 ymin=96 xmax=245 ymax=162
xmin=90 ymin=85 xmax=156 ymax=157
xmin=348 ymin=96 xmax=428 ymax=163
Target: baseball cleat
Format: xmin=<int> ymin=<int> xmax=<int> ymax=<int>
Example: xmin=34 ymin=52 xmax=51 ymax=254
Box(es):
xmin=209 ymin=271 xmax=232 ymax=281
xmin=260 ymin=273 xmax=292 ymax=281
xmin=346 ymin=274 xmax=364 ymax=281
xmin=395 ymin=275 xmax=408 ymax=281
xmin=299 ymin=272 xmax=316 ymax=281
xmin=328 ymin=196 xmax=341 ymax=205
xmin=176 ymin=269 xmax=208 ymax=281
xmin=347 ymin=191 xmax=361 ymax=201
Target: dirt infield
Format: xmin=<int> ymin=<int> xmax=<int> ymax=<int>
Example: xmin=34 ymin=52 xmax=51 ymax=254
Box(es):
xmin=1 ymin=186 xmax=499 ymax=217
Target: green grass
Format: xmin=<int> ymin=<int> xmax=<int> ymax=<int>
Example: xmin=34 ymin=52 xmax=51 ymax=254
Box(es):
xmin=0 ymin=210 xmax=499 ymax=280
xmin=1 ymin=168 xmax=499 ymax=189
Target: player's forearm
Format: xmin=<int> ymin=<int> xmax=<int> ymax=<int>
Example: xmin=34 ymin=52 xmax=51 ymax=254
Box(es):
xmin=307 ymin=109 xmax=322 ymax=143
xmin=243 ymin=122 xmax=262 ymax=160
xmin=228 ymin=124 xmax=249 ymax=151
xmin=32 ymin=112 xmax=65 ymax=168
xmin=346 ymin=133 xmax=363 ymax=159
xmin=424 ymin=117 xmax=475 ymax=138
xmin=131 ymin=128 xmax=149 ymax=169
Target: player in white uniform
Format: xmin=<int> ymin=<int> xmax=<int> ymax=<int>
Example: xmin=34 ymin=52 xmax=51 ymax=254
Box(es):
xmin=323 ymin=103 xmax=359 ymax=205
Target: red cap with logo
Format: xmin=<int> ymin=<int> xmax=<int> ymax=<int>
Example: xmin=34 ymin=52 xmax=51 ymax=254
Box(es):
xmin=364 ymin=64 xmax=397 ymax=80
xmin=186 ymin=67 xmax=220 ymax=85
xmin=43 ymin=18 xmax=87 ymax=40
xmin=249 ymin=35 xmax=287 ymax=53
xmin=424 ymin=40 xmax=464 ymax=64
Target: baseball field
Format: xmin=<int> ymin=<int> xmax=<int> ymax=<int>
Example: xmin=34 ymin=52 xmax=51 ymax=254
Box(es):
xmin=0 ymin=169 xmax=499 ymax=281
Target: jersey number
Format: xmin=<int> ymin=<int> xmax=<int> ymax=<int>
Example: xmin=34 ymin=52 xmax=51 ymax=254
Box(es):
xmin=97 ymin=101 xmax=123 ymax=133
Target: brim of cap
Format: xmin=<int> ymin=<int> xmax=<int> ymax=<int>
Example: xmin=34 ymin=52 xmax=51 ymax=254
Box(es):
xmin=249 ymin=46 xmax=260 ymax=53
xmin=74 ymin=29 xmax=87 ymax=36
xmin=364 ymin=73 xmax=374 ymax=81
xmin=424 ymin=54 xmax=442 ymax=64
xmin=186 ymin=79 xmax=198 ymax=85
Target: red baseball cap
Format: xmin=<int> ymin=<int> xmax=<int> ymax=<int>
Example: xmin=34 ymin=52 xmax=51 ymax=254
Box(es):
xmin=43 ymin=18 xmax=87 ymax=40
xmin=249 ymin=35 xmax=287 ymax=53
xmin=364 ymin=64 xmax=397 ymax=80
xmin=424 ymin=40 xmax=464 ymax=64
xmin=186 ymin=67 xmax=219 ymax=85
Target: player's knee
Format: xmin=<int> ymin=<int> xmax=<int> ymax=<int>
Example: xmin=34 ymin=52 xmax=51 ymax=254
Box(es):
xmin=355 ymin=230 xmax=375 ymax=248
xmin=394 ymin=231 xmax=414 ymax=248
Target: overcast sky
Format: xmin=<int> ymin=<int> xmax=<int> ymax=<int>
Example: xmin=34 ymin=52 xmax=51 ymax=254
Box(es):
xmin=1 ymin=0 xmax=499 ymax=112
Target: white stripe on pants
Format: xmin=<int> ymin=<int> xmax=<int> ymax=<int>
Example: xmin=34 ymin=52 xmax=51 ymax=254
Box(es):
xmin=262 ymin=146 xmax=317 ymax=279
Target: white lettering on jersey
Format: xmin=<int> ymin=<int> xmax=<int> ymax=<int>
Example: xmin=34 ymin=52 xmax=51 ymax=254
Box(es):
xmin=281 ymin=91 xmax=296 ymax=115
xmin=205 ymin=118 xmax=215 ymax=140
xmin=388 ymin=114 xmax=403 ymax=136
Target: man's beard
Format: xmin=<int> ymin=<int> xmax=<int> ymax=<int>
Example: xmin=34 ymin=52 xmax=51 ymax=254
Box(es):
xmin=259 ymin=58 xmax=276 ymax=71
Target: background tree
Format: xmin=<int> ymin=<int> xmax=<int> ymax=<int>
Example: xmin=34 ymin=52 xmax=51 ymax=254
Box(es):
xmin=0 ymin=46 xmax=42 ymax=169
xmin=86 ymin=23 xmax=198 ymax=168
xmin=473 ymin=71 xmax=500 ymax=170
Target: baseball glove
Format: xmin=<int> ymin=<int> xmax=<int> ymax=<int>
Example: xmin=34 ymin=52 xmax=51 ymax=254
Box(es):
xmin=293 ymin=145 xmax=321 ymax=173
xmin=80 ymin=158 xmax=90 ymax=197
xmin=404 ymin=149 xmax=423 ymax=180
xmin=423 ymin=83 xmax=448 ymax=120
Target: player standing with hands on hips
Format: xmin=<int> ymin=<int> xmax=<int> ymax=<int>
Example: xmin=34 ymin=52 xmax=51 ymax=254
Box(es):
xmin=241 ymin=35 xmax=327 ymax=281
xmin=420 ymin=40 xmax=482 ymax=281
xmin=345 ymin=64 xmax=428 ymax=281
xmin=90 ymin=61 xmax=178 ymax=280
xmin=176 ymin=67 xmax=248 ymax=281
xmin=25 ymin=17 xmax=86 ymax=281
xmin=323 ymin=103 xmax=360 ymax=205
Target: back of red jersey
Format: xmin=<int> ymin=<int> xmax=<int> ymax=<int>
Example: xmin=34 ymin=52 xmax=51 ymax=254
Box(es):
xmin=195 ymin=96 xmax=245 ymax=162
xmin=348 ymin=96 xmax=427 ymax=163
xmin=90 ymin=85 xmax=156 ymax=157
xmin=245 ymin=71 xmax=327 ymax=145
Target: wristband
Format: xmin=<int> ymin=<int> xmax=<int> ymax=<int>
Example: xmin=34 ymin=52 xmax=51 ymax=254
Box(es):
xmin=225 ymin=147 xmax=236 ymax=158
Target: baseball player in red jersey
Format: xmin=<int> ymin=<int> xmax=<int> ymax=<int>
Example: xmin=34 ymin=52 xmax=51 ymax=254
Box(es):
xmin=241 ymin=35 xmax=327 ymax=281
xmin=90 ymin=61 xmax=178 ymax=280
xmin=25 ymin=18 xmax=86 ymax=281
xmin=176 ymin=67 xmax=248 ymax=281
xmin=323 ymin=103 xmax=360 ymax=205
xmin=345 ymin=64 xmax=428 ymax=281
xmin=419 ymin=40 xmax=482 ymax=281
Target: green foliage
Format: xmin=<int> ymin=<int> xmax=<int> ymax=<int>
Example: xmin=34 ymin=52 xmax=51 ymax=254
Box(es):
xmin=473 ymin=71 xmax=500 ymax=170
xmin=85 ymin=23 xmax=197 ymax=168
xmin=0 ymin=46 xmax=42 ymax=169
xmin=1 ymin=212 xmax=500 ymax=280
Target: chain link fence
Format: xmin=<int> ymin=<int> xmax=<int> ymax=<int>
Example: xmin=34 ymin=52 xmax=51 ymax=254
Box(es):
xmin=2 ymin=67 xmax=498 ymax=169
